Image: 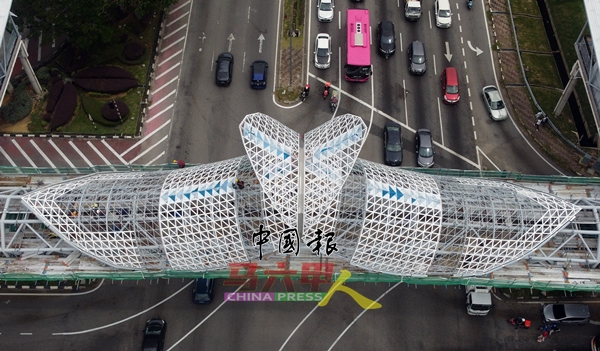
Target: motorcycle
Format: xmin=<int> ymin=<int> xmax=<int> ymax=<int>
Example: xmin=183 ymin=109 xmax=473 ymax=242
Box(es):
xmin=330 ymin=96 xmax=338 ymax=112
xmin=467 ymin=0 xmax=473 ymax=10
xmin=508 ymin=317 xmax=531 ymax=329
xmin=301 ymin=90 xmax=308 ymax=102
xmin=323 ymin=84 xmax=331 ymax=100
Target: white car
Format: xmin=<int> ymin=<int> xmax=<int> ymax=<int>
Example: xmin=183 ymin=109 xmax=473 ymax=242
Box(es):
xmin=482 ymin=85 xmax=508 ymax=121
xmin=314 ymin=33 xmax=332 ymax=69
xmin=435 ymin=0 xmax=452 ymax=28
xmin=317 ymin=0 xmax=334 ymax=22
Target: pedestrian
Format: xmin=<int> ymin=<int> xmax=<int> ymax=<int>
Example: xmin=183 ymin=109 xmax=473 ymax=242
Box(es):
xmin=542 ymin=116 xmax=548 ymax=126
xmin=535 ymin=118 xmax=542 ymax=131
xmin=535 ymin=111 xmax=544 ymax=119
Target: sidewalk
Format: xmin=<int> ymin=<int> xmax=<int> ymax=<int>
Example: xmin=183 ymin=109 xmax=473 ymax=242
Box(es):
xmin=488 ymin=0 xmax=588 ymax=176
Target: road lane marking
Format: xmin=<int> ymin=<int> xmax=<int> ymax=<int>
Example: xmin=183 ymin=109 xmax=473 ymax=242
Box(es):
xmin=69 ymin=141 xmax=95 ymax=168
xmin=309 ymin=74 xmax=479 ymax=168
xmin=29 ymin=139 xmax=60 ymax=173
xmin=160 ymin=36 xmax=185 ymax=53
xmin=477 ymin=146 xmax=501 ymax=171
xmin=101 ymin=140 xmax=128 ymax=164
xmin=327 ymin=283 xmax=401 ymax=351
xmin=166 ymin=281 xmax=249 ymax=351
xmin=87 ymin=142 xmax=117 ymax=170
xmin=158 ymin=49 xmax=183 ymax=67
xmin=433 ymin=54 xmax=437 ymax=75
xmin=145 ymin=103 xmax=174 ymax=124
xmin=149 ymin=89 xmax=177 ymax=110
xmin=121 ymin=119 xmax=172 ymax=157
xmin=20 ymin=333 xmax=32 ymax=335
xmin=0 ymin=146 xmax=21 ymax=171
xmin=155 ymin=62 xmax=181 ymax=81
xmin=0 ymin=279 xmax=105 ymax=296
xmin=152 ymin=76 xmax=179 ymax=95
xmin=53 ymin=280 xmax=194 ymax=336
xmin=11 ymin=139 xmax=37 ymax=168
xmin=165 ymin=11 xmax=190 ymax=27
xmin=128 ymin=135 xmax=169 ymax=164
xmin=169 ymin=0 xmax=190 ymax=14
xmin=49 ymin=139 xmax=80 ymax=173
xmin=146 ymin=151 xmax=166 ymax=166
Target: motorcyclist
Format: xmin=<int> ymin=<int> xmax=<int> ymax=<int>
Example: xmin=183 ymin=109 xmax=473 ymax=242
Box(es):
xmin=467 ymin=0 xmax=473 ymax=9
xmin=330 ymin=96 xmax=338 ymax=105
xmin=304 ymin=84 xmax=310 ymax=95
xmin=323 ymin=82 xmax=331 ymax=99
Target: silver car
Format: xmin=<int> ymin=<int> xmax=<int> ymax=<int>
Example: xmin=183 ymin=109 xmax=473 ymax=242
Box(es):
xmin=542 ymin=304 xmax=590 ymax=324
xmin=482 ymin=85 xmax=508 ymax=121
xmin=317 ymin=0 xmax=334 ymax=22
xmin=415 ymin=129 xmax=434 ymax=168
xmin=314 ymin=33 xmax=331 ymax=69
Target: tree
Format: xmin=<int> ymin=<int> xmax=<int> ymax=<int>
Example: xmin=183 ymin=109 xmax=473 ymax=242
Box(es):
xmin=11 ymin=0 xmax=177 ymax=51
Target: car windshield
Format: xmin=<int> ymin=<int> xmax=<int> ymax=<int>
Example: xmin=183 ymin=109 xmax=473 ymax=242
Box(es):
xmin=447 ymin=85 xmax=459 ymax=94
xmin=382 ymin=35 xmax=393 ymax=44
xmin=195 ymin=293 xmax=211 ymax=303
xmin=320 ymin=2 xmax=332 ymax=10
xmin=346 ymin=65 xmax=371 ymax=76
xmin=439 ymin=10 xmax=450 ymax=17
xmin=419 ymin=147 xmax=433 ymax=157
xmin=491 ymin=100 xmax=505 ymax=110
xmin=317 ymin=48 xmax=329 ymax=57
xmin=387 ymin=144 xmax=402 ymax=152
xmin=146 ymin=325 xmax=162 ymax=335
xmin=552 ymin=305 xmax=566 ymax=319
xmin=413 ymin=54 xmax=425 ymax=64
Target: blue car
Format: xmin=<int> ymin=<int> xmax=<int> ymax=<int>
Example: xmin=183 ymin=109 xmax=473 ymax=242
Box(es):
xmin=250 ymin=60 xmax=268 ymax=89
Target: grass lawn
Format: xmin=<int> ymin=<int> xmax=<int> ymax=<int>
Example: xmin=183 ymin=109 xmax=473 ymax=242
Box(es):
xmin=513 ymin=15 xmax=552 ymax=52
xmin=530 ymin=86 xmax=578 ymax=144
xmin=546 ymin=0 xmax=588 ymax=67
xmin=520 ymin=53 xmax=562 ymax=88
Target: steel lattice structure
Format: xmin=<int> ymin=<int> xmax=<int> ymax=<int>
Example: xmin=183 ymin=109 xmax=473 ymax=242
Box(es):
xmin=18 ymin=113 xmax=580 ymax=277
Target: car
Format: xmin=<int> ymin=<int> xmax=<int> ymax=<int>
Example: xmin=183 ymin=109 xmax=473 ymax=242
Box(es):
xmin=317 ymin=0 xmax=334 ymax=22
xmin=142 ymin=318 xmax=167 ymax=351
xmin=435 ymin=0 xmax=452 ymax=28
xmin=384 ymin=122 xmax=403 ymax=166
xmin=250 ymin=60 xmax=268 ymax=89
xmin=415 ymin=129 xmax=434 ymax=168
xmin=215 ymin=52 xmax=233 ymax=86
xmin=377 ymin=21 xmax=396 ymax=58
xmin=482 ymin=85 xmax=508 ymax=120
xmin=193 ymin=278 xmax=215 ymax=304
xmin=408 ymin=41 xmax=427 ymax=75
xmin=441 ymin=67 xmax=460 ymax=104
xmin=314 ymin=33 xmax=332 ymax=69
xmin=542 ymin=304 xmax=590 ymax=324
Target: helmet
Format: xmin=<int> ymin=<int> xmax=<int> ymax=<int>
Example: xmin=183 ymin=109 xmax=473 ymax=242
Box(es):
xmin=305 ymin=84 xmax=310 ymax=89
xmin=325 ymin=82 xmax=331 ymax=87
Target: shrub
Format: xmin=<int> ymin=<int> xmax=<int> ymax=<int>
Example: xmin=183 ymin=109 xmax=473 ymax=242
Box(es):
xmin=43 ymin=113 xmax=52 ymax=122
xmin=123 ymin=42 xmax=145 ymax=61
xmin=74 ymin=66 xmax=135 ymax=80
xmin=0 ymin=85 xmax=32 ymax=123
xmin=50 ymin=82 xmax=77 ymax=131
xmin=36 ymin=67 xmax=52 ymax=85
xmin=101 ymin=100 xmax=130 ymax=121
xmin=80 ymin=94 xmax=121 ymax=126
xmin=74 ymin=78 xmax=139 ymax=94
xmin=58 ymin=45 xmax=90 ymax=74
xmin=46 ymin=80 xmax=64 ymax=113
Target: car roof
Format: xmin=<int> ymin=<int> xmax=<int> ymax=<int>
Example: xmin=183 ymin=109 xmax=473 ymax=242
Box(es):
xmin=417 ymin=129 xmax=432 ymax=145
xmin=218 ymin=52 xmax=233 ymax=60
xmin=316 ymin=34 xmax=330 ymax=47
xmin=411 ymin=41 xmax=425 ymax=54
xmin=484 ymin=86 xmax=502 ymax=101
xmin=444 ymin=67 xmax=458 ymax=82
xmin=380 ymin=21 xmax=394 ymax=33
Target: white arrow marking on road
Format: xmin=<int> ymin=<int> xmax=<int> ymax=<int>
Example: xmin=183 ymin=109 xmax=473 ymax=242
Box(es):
xmin=201 ymin=32 xmax=206 ymax=43
xmin=467 ymin=41 xmax=483 ymax=56
xmin=444 ymin=42 xmax=452 ymax=62
xmin=227 ymin=33 xmax=235 ymax=52
xmin=258 ymin=33 xmax=265 ymax=53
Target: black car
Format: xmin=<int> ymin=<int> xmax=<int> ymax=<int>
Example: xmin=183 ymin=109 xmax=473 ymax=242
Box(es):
xmin=250 ymin=60 xmax=268 ymax=89
xmin=193 ymin=278 xmax=215 ymax=304
xmin=377 ymin=21 xmax=396 ymax=58
xmin=415 ymin=129 xmax=434 ymax=167
xmin=215 ymin=52 xmax=233 ymax=86
xmin=142 ymin=318 xmax=166 ymax=351
xmin=408 ymin=41 xmax=427 ymax=75
xmin=384 ymin=122 xmax=403 ymax=166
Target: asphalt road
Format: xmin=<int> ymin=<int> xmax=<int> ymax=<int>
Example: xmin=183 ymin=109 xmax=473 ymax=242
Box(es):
xmin=166 ymin=0 xmax=563 ymax=175
xmin=0 ymin=279 xmax=598 ymax=350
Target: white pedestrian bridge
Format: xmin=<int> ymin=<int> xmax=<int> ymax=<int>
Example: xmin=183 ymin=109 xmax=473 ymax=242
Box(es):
xmin=1 ymin=113 xmax=600 ymax=292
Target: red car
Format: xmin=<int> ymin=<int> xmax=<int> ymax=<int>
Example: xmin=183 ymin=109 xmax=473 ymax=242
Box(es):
xmin=441 ymin=67 xmax=460 ymax=104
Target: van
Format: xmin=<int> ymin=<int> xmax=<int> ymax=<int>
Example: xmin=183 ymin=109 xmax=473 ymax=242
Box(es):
xmin=435 ymin=0 xmax=452 ymax=28
xmin=193 ymin=278 xmax=215 ymax=304
xmin=441 ymin=67 xmax=460 ymax=104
